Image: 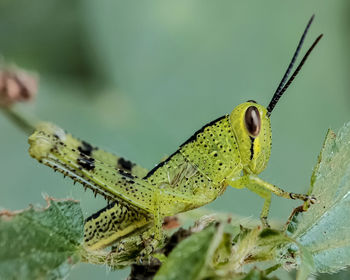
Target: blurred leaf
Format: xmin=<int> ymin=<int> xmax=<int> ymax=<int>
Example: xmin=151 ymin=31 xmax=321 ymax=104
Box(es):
xmin=153 ymin=219 xmax=311 ymax=280
xmin=239 ymin=268 xmax=279 ymax=280
xmin=154 ymin=224 xmax=221 ymax=280
xmin=295 ymin=243 xmax=315 ymax=280
xmin=230 ymin=227 xmax=314 ymax=280
xmin=287 ymin=123 xmax=350 ymax=274
xmin=317 ymin=269 xmax=350 ymax=280
xmin=0 ymin=197 xmax=84 ymax=279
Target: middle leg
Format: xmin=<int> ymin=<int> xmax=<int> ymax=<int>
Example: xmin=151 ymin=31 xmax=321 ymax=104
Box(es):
xmin=245 ymin=182 xmax=272 ymax=228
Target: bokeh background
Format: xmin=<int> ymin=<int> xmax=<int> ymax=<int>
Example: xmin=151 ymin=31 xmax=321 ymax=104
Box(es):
xmin=1 ymin=1 xmax=350 ymax=279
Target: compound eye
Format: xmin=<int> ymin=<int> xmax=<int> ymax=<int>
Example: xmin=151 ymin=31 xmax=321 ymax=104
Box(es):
xmin=244 ymin=106 xmax=261 ymax=137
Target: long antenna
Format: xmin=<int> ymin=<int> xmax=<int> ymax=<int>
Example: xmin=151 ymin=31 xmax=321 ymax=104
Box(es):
xmin=266 ymin=15 xmax=322 ymax=116
xmin=272 ymin=34 xmax=323 ymax=107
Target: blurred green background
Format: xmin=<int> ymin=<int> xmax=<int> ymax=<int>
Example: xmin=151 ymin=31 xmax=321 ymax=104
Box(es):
xmin=1 ymin=1 xmax=349 ymax=279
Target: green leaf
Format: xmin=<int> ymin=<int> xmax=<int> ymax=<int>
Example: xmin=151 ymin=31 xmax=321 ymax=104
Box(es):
xmin=240 ymin=268 xmax=279 ymax=280
xmin=288 ymin=123 xmax=350 ymax=274
xmin=154 ymin=224 xmax=222 ymax=280
xmin=295 ymin=242 xmax=315 ymax=280
xmin=317 ymin=269 xmax=350 ymax=280
xmin=0 ymin=197 xmax=84 ymax=279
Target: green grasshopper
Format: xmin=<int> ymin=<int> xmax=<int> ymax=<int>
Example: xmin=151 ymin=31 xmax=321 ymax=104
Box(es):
xmin=28 ymin=16 xmax=321 ymax=252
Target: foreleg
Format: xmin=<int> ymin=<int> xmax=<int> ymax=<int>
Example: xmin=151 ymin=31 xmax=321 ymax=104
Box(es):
xmin=228 ymin=175 xmax=316 ymax=227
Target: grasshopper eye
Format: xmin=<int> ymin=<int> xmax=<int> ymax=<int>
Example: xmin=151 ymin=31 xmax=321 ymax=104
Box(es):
xmin=244 ymin=106 xmax=261 ymax=137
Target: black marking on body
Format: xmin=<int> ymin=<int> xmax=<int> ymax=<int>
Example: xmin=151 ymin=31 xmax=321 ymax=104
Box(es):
xmin=247 ymin=100 xmax=257 ymax=103
xmin=86 ymin=202 xmax=117 ymax=222
xmin=77 ymin=156 xmax=95 ymax=170
xmin=249 ymin=136 xmax=255 ymax=160
xmin=180 ymin=115 xmax=226 ymax=147
xmin=144 ymin=115 xmax=226 ymax=179
xmin=78 ymin=141 xmax=94 ymax=156
xmin=118 ymin=169 xmax=135 ymax=179
xmin=118 ymin=157 xmax=134 ymax=172
xmin=143 ymin=150 xmax=179 ymax=179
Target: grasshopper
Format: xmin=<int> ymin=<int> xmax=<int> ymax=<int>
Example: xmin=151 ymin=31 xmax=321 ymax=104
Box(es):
xmin=28 ymin=16 xmax=321 ymax=252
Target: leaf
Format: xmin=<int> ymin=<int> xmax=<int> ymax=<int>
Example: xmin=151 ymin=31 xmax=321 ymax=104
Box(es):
xmin=239 ymin=268 xmax=279 ymax=280
xmin=295 ymin=242 xmax=315 ymax=280
xmin=154 ymin=224 xmax=222 ymax=280
xmin=287 ymin=123 xmax=350 ymax=274
xmin=317 ymin=268 xmax=350 ymax=280
xmin=232 ymin=227 xmax=313 ymax=280
xmin=0 ymin=197 xmax=84 ymax=279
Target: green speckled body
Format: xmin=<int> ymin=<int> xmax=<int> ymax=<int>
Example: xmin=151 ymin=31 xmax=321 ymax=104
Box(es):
xmin=28 ymin=102 xmax=288 ymax=251
xmin=144 ymin=115 xmax=243 ymax=215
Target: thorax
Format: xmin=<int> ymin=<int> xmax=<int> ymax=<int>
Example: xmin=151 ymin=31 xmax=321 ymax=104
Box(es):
xmin=143 ymin=115 xmax=243 ymax=213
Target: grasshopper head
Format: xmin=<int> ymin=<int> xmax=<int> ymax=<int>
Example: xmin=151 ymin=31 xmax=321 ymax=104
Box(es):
xmin=229 ymin=101 xmax=271 ymax=174
xmin=228 ymin=16 xmax=323 ymax=174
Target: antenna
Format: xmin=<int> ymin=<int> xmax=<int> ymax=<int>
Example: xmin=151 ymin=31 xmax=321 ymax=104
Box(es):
xmin=266 ymin=15 xmax=322 ymax=116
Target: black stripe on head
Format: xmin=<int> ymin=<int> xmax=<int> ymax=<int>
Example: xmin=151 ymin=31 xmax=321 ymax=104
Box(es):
xmin=247 ymin=100 xmax=257 ymax=103
xmin=249 ymin=136 xmax=255 ymax=160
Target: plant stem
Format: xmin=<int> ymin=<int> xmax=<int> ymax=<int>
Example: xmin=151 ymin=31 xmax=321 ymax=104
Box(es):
xmin=2 ymin=106 xmax=37 ymax=135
